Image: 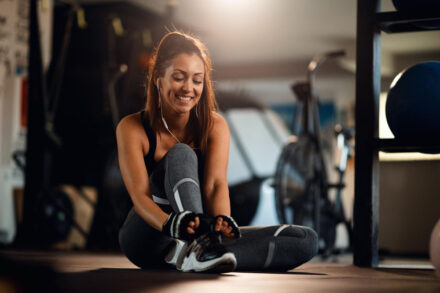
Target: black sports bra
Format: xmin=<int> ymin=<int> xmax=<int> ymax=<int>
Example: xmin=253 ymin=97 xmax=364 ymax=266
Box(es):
xmin=140 ymin=110 xmax=158 ymax=175
xmin=140 ymin=110 xmax=204 ymax=177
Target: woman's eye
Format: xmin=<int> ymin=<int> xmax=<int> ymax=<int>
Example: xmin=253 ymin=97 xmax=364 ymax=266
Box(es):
xmin=193 ymin=80 xmax=203 ymax=85
xmin=173 ymin=76 xmax=184 ymax=82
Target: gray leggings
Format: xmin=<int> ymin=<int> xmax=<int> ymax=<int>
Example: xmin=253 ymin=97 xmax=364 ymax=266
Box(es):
xmin=119 ymin=143 xmax=318 ymax=271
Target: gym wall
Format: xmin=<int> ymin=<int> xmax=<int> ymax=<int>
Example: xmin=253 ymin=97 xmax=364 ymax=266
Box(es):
xmin=0 ymin=0 xmax=35 ymax=244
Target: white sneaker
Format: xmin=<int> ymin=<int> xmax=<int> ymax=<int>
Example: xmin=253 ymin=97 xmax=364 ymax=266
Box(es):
xmin=168 ymin=233 xmax=237 ymax=273
xmin=165 ymin=239 xmax=187 ymax=266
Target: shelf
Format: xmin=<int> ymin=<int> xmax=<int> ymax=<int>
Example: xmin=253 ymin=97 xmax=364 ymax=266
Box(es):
xmin=375 ymin=138 xmax=440 ymax=153
xmin=376 ymin=11 xmax=440 ymax=33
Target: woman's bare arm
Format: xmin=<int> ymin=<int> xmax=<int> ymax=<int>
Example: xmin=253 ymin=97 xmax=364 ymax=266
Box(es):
xmin=203 ymin=112 xmax=231 ymax=217
xmin=116 ymin=114 xmax=168 ymax=231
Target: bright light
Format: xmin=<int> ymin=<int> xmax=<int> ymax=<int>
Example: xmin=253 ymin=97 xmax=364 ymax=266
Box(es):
xmin=389 ymin=71 xmax=403 ymax=88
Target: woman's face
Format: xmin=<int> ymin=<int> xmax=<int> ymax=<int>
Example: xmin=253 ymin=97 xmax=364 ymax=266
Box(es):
xmin=158 ymin=53 xmax=205 ymax=116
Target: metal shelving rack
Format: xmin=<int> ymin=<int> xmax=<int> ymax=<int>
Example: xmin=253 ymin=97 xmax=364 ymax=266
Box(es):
xmin=353 ymin=0 xmax=440 ymax=267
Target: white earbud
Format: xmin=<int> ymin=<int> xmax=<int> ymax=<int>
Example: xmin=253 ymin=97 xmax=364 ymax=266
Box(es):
xmin=157 ymin=77 xmax=170 ymax=132
xmin=157 ymin=78 xmax=180 ymax=143
xmin=161 ymin=115 xmax=169 ymax=130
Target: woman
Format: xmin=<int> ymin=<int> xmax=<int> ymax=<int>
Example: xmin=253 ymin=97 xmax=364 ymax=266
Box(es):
xmin=117 ymin=31 xmax=318 ymax=273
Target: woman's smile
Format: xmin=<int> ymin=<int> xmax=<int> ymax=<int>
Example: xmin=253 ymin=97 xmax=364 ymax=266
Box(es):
xmin=159 ymin=53 xmax=205 ymax=116
xmin=177 ymin=96 xmax=193 ymax=102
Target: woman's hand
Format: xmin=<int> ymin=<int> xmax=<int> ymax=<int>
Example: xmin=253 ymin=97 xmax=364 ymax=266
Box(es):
xmin=214 ymin=217 xmax=234 ymax=238
xmin=214 ymin=215 xmax=241 ymax=238
xmin=162 ymin=211 xmax=203 ymax=241
xmin=179 ymin=213 xmax=241 ymax=239
xmin=186 ymin=216 xmax=200 ymax=235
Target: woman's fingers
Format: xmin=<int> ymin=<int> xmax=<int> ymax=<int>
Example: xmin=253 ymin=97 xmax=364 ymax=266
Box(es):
xmin=194 ymin=216 xmax=200 ymax=228
xmin=217 ymin=217 xmax=233 ymax=238
xmin=216 ymin=218 xmax=235 ymax=238
xmin=220 ymin=221 xmax=231 ymax=231
xmin=188 ymin=216 xmax=236 ymax=238
xmin=221 ymin=229 xmax=235 ymax=238
xmin=187 ymin=216 xmax=200 ymax=235
xmin=215 ymin=217 xmax=223 ymax=232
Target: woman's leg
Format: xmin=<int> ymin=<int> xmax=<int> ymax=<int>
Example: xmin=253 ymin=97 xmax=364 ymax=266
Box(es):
xmin=163 ymin=143 xmax=204 ymax=213
xmin=160 ymin=144 xmax=240 ymax=272
xmin=118 ymin=208 xmax=174 ymax=269
xmin=119 ymin=143 xmax=205 ymax=269
xmin=224 ymin=225 xmax=318 ymax=271
xmin=121 ymin=143 xmax=317 ymax=272
xmin=159 ymin=144 xmax=318 ymax=271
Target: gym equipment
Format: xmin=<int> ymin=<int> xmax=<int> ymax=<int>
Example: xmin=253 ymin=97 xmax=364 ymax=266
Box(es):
xmin=228 ymin=178 xmax=261 ymax=226
xmin=224 ymin=107 xmax=290 ymax=226
xmin=23 ymin=1 xmax=169 ymax=249
xmin=385 ymin=61 xmax=440 ymax=138
xmin=35 ymin=188 xmax=75 ymax=245
xmin=217 ymin=92 xmax=291 ymax=226
xmin=430 ymin=218 xmax=440 ymax=276
xmin=392 ymin=0 xmax=440 ymax=29
xmin=273 ymin=51 xmax=353 ymax=256
xmin=392 ymin=0 xmax=440 ymax=11
xmin=226 ymin=109 xmax=285 ymax=178
xmin=34 ymin=186 xmax=95 ymax=246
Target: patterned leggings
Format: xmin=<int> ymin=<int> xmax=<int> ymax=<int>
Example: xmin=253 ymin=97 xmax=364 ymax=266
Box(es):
xmin=119 ymin=143 xmax=318 ymax=271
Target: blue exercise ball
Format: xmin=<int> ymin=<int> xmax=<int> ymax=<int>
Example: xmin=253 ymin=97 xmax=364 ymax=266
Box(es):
xmin=385 ymin=61 xmax=440 ymax=138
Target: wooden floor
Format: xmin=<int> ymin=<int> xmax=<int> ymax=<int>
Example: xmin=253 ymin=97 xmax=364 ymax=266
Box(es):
xmin=1 ymin=250 xmax=439 ymax=293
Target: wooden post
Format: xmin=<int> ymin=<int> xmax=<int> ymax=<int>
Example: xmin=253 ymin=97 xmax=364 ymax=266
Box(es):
xmin=353 ymin=0 xmax=381 ymax=267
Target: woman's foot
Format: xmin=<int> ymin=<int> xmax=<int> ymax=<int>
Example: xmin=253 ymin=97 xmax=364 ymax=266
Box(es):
xmin=165 ymin=233 xmax=237 ymax=273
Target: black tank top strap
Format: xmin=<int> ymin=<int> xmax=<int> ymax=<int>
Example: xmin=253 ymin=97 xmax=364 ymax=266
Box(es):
xmin=140 ymin=110 xmax=157 ymax=174
xmin=141 ymin=110 xmax=204 ymax=179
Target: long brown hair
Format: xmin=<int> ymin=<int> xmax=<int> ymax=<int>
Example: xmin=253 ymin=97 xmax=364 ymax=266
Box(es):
xmin=145 ymin=31 xmax=218 ymax=154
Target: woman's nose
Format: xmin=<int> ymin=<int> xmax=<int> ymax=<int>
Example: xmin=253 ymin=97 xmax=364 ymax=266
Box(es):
xmin=182 ymin=79 xmax=192 ymax=92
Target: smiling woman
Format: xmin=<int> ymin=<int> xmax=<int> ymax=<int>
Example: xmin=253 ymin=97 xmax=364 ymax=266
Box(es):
xmin=116 ymin=31 xmax=318 ymax=273
xmin=145 ymin=32 xmax=217 ymax=154
xmin=157 ymin=53 xmax=204 ymax=139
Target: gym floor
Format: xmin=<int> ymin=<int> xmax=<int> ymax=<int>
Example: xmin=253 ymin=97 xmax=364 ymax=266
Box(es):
xmin=1 ymin=250 xmax=439 ymax=293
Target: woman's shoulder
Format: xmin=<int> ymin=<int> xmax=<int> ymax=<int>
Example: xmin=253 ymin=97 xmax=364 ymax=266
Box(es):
xmin=116 ymin=111 xmax=149 ymax=145
xmin=117 ymin=112 xmax=143 ymax=132
xmin=211 ymin=111 xmax=228 ymax=127
xmin=209 ymin=111 xmax=229 ymax=136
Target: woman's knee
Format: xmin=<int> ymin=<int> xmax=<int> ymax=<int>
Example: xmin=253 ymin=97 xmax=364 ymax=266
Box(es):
xmin=165 ymin=143 xmax=199 ymax=176
xmin=165 ymin=143 xmax=200 ymax=181
xmin=281 ymin=225 xmax=319 ymax=260
xmin=167 ymin=143 xmax=197 ymax=162
xmin=303 ymin=226 xmax=319 ymax=258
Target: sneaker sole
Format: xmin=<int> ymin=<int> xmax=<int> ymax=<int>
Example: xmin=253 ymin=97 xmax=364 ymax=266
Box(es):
xmin=179 ymin=252 xmax=237 ymax=273
xmin=165 ymin=240 xmax=187 ymax=265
